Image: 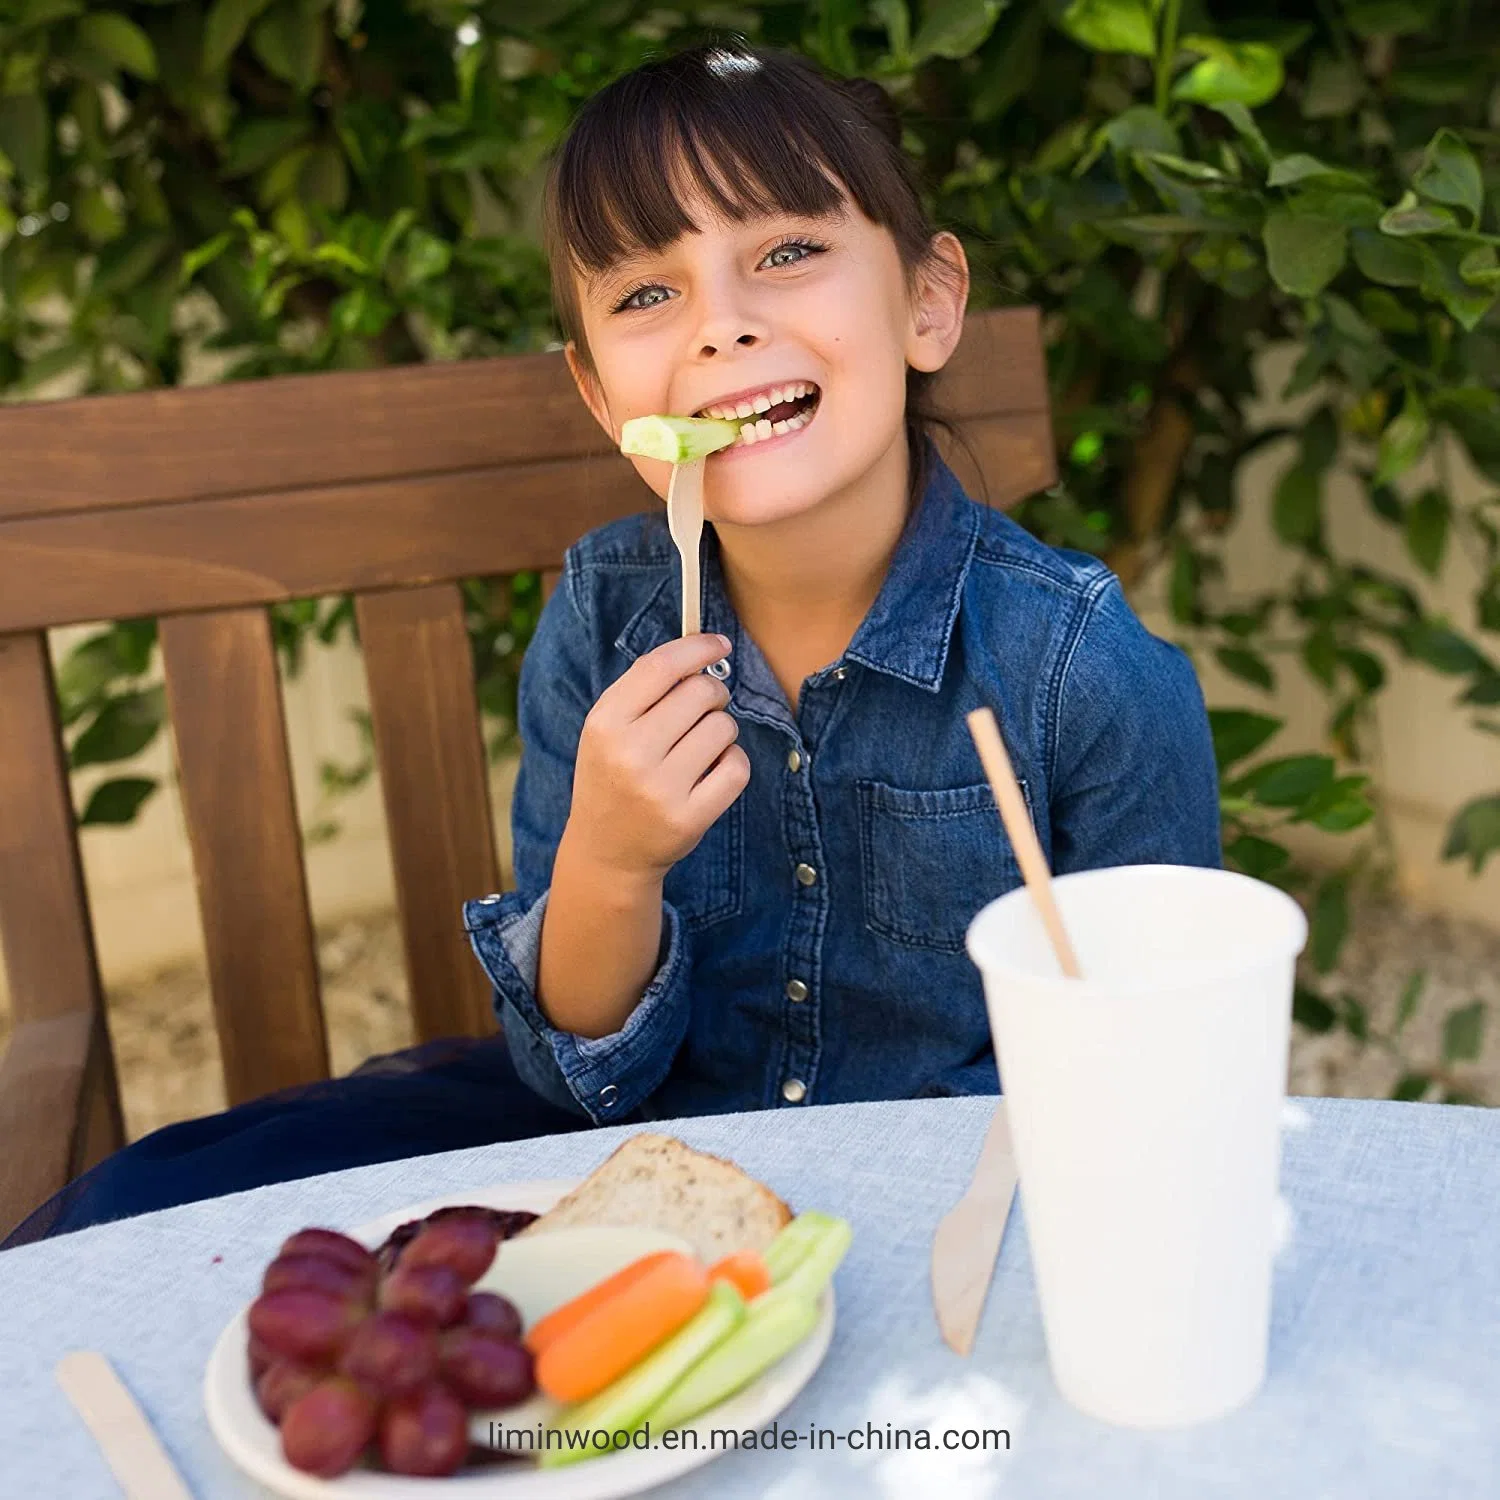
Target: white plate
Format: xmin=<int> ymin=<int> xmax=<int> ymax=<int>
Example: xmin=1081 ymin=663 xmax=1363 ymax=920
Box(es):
xmin=204 ymin=1178 xmax=835 ymax=1499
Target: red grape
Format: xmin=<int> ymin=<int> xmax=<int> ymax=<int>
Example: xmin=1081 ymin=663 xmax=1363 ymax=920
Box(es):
xmin=464 ymin=1292 xmax=522 ymax=1342
xmin=438 ymin=1329 xmax=535 ymax=1409
xmin=262 ymin=1253 xmax=375 ymax=1305
xmin=280 ymin=1376 xmax=378 ymax=1478
xmin=255 ymin=1361 xmax=325 ymax=1424
xmin=278 ymin=1228 xmax=376 ymax=1278
xmin=249 ymin=1288 xmax=363 ymax=1363
xmin=379 ymin=1383 xmax=470 ymax=1477
xmin=338 ymin=1311 xmax=438 ymax=1400
xmin=247 ymin=1332 xmax=277 ymax=1381
xmin=379 ymin=1263 xmax=466 ymax=1326
xmin=402 ymin=1218 xmax=501 ymax=1285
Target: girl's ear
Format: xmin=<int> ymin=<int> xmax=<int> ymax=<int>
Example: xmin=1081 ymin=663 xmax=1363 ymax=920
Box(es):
xmin=564 ymin=341 xmax=616 ymax=440
xmin=905 ymin=231 xmax=969 ymax=375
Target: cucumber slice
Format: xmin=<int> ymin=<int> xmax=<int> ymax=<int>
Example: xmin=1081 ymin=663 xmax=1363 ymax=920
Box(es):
xmin=763 ymin=1210 xmax=845 ymax=1284
xmin=619 ymin=414 xmax=741 ymax=463
xmin=538 ymin=1281 xmax=746 ymax=1469
xmin=647 ymin=1284 xmax=819 ymax=1433
xmin=774 ymin=1216 xmax=852 ymax=1305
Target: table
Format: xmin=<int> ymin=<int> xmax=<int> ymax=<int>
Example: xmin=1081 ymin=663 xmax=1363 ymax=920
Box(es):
xmin=2 ymin=1095 xmax=1498 ymax=1498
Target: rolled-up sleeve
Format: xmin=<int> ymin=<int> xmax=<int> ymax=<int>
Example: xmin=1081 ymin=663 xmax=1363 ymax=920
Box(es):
xmin=1049 ymin=574 xmax=1222 ymax=874
xmin=462 ymin=555 xmax=695 ymax=1124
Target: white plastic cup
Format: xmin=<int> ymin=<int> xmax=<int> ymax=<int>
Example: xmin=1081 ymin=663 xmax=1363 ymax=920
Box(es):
xmin=966 ymin=864 xmax=1307 ymax=1428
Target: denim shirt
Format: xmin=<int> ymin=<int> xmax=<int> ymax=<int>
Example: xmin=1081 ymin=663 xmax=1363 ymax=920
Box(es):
xmin=463 ymin=448 xmax=1221 ymax=1126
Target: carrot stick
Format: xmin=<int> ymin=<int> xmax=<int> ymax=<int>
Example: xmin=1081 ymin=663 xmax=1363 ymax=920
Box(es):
xmin=535 ymin=1253 xmax=710 ymax=1403
xmin=524 ymin=1250 xmax=677 ymax=1356
xmin=708 ymin=1250 xmax=771 ymax=1301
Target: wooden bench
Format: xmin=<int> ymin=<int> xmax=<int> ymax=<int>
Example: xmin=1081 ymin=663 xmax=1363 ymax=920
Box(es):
xmin=0 ymin=304 xmax=1055 ymax=1237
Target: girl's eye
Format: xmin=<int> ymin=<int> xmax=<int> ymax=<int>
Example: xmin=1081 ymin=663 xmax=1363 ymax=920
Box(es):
xmin=610 ymin=237 xmax=828 ymax=314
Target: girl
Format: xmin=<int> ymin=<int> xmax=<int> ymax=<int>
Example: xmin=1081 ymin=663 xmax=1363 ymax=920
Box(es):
xmin=6 ymin=40 xmax=1218 ymax=1245
xmin=464 ymin=40 xmax=1220 ymax=1125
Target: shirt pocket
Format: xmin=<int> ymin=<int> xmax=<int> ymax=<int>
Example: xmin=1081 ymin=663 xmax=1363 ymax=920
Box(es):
xmin=857 ymin=779 xmax=1028 ymax=954
xmin=662 ymin=795 xmax=745 ymax=931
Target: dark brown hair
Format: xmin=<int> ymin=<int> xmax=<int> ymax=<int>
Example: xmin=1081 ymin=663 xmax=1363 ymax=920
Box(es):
xmin=541 ymin=40 xmax=968 ymax=506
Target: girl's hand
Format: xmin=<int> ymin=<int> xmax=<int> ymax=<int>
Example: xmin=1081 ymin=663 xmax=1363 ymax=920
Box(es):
xmin=564 ymin=633 xmax=750 ymax=883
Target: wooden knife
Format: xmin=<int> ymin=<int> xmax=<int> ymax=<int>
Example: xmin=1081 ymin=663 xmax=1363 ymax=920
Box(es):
xmin=930 ymin=1101 xmax=1018 ymax=1356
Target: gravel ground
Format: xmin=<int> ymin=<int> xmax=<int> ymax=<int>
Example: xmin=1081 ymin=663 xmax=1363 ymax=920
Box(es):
xmin=1 ymin=896 xmax=1494 ymax=1141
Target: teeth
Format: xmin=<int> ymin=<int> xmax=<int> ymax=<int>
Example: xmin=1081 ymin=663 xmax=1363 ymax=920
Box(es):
xmin=703 ymin=382 xmax=820 ymax=427
xmin=753 ymin=393 xmax=771 ymax=413
xmin=735 ymin=400 xmax=755 ymax=418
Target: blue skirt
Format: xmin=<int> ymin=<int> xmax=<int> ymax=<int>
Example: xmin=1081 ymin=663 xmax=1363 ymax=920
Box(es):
xmin=1 ymin=1036 xmax=603 ymax=1249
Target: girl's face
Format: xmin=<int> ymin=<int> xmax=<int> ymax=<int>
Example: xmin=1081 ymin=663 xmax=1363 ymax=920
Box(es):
xmin=564 ymin=181 xmax=968 ymax=529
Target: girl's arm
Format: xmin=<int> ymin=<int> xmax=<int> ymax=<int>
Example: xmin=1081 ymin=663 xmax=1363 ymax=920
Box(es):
xmin=1047 ymin=575 xmax=1222 ymax=873
xmin=463 ymin=558 xmax=746 ymax=1122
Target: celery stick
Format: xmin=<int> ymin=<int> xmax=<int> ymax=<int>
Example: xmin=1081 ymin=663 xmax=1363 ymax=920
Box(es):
xmin=646 ymin=1285 xmax=819 ymax=1433
xmin=775 ymin=1215 xmax=852 ymax=1304
xmin=538 ymin=1281 xmax=746 ymax=1469
xmin=619 ymin=414 xmax=741 ymax=463
xmin=763 ymin=1210 xmax=844 ymax=1284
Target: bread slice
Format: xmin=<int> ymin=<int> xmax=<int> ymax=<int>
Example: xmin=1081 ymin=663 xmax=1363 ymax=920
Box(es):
xmin=519 ymin=1133 xmax=791 ymax=1263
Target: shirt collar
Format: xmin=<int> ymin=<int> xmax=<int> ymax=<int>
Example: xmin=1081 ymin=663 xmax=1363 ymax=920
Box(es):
xmin=616 ymin=443 xmax=979 ymax=694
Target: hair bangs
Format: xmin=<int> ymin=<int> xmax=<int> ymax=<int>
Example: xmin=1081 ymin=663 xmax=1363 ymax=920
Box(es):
xmin=545 ymin=46 xmax=908 ymax=285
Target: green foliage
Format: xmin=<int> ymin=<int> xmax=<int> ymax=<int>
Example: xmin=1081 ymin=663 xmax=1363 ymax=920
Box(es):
xmin=4 ymin=0 xmax=1498 ymax=1100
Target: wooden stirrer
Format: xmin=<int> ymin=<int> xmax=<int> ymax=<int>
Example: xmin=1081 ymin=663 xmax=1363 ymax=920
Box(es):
xmin=966 ymin=707 xmax=1082 ymax=979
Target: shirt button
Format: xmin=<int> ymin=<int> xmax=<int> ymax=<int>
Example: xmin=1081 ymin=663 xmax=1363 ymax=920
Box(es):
xmin=479 ymin=893 xmax=502 ymax=905
xmin=785 ymin=979 xmax=809 ymax=1003
xmin=831 ymin=665 xmax=848 ymax=681
xmin=782 ymin=1078 xmax=807 ymax=1104
xmin=706 ymin=657 xmax=731 ymax=681
xmin=598 ymin=1084 xmax=619 ymax=1109
xmin=787 ymin=749 xmax=802 ymax=773
xmin=794 ymin=862 xmax=818 ymax=887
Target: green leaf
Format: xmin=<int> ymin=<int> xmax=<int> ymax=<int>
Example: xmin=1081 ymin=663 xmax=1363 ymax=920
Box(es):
xmin=1310 ymin=874 xmax=1349 ymax=974
xmin=1300 ymin=406 xmax=1340 ymax=473
xmin=1391 ymin=1073 xmax=1431 ymax=1102
xmin=1419 ymin=241 xmax=1497 ymax=332
xmin=402 ymin=227 xmax=451 ymax=285
xmin=1268 ymin=154 xmax=1366 ymax=189
xmin=80 ymin=777 xmax=158 ymax=826
xmin=872 ymin=0 xmax=912 ymax=61
xmin=1224 ymin=834 xmax=1290 ymax=880
xmin=1351 ymin=230 xmax=1424 ymax=288
xmin=1345 ymin=0 xmax=1436 ymax=37
xmin=1402 ymin=623 xmax=1489 ymax=676
xmin=332 ymin=284 xmax=395 ymax=337
xmin=1378 ymin=190 xmax=1455 ymax=237
xmin=1216 ymin=645 xmax=1275 ymax=691
xmin=1293 ymin=984 xmax=1338 ymax=1034
xmin=181 ymin=230 xmax=234 ymax=281
xmin=0 ymin=93 xmax=48 ymax=181
xmin=1209 ymin=101 xmax=1269 ymax=161
xmin=1172 ymin=38 xmax=1284 ymax=107
xmin=251 ymin=0 xmax=324 ymax=94
xmin=1294 ymin=774 xmax=1376 ymax=832
xmin=1412 ymin=127 xmax=1483 ymax=224
xmin=75 ymin=12 xmax=157 ymax=79
xmin=1238 ymin=754 xmax=1336 ymax=808
xmin=204 ymin=0 xmax=278 ymax=70
xmin=1099 ymin=106 xmax=1180 ymax=160
xmin=1301 ymin=52 xmax=1362 ymax=118
xmin=1208 ymin=709 xmax=1282 ymax=769
xmin=224 ymin=116 xmax=312 ymax=176
xmin=1404 ymin=489 xmax=1449 ymax=576
xmin=69 ymin=688 xmax=167 ymax=769
xmin=1441 ymin=1000 xmax=1485 ymax=1064
xmin=1395 ymin=970 xmax=1426 ymax=1035
xmin=299 ymin=141 xmax=348 ymax=211
xmin=911 ymin=0 xmax=1008 ymax=61
xmin=1375 ymin=390 xmax=1429 ymax=484
xmin=1058 ymin=0 xmax=1155 ymax=58
xmin=1273 ymin=460 xmax=1323 ymax=546
xmin=1442 ymin=794 xmax=1500 ymax=874
xmin=93 ymin=230 xmax=172 ymax=296
xmin=1263 ymin=212 xmax=1346 ymax=296
xmin=1460 ymin=245 xmax=1500 ymax=291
